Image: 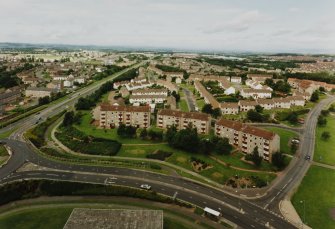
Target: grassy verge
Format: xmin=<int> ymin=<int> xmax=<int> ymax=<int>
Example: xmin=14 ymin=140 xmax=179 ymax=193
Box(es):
xmin=263 ymin=127 xmax=299 ymax=155
xmin=314 ymin=114 xmax=335 ymax=165
xmin=292 ymin=165 xmax=335 ymax=229
xmin=178 ymin=99 xmax=189 ymax=112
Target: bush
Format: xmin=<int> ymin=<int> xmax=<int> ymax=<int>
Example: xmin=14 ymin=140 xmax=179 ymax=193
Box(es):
xmin=149 ymin=164 xmax=162 ymax=170
xmin=56 ymin=126 xmax=121 ymax=156
xmin=27 ymin=111 xmax=66 ymax=148
xmin=146 ymin=150 xmax=173 ymax=161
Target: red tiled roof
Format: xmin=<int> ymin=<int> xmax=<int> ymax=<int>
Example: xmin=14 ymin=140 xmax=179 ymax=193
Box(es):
xmin=157 ymin=109 xmax=210 ymax=121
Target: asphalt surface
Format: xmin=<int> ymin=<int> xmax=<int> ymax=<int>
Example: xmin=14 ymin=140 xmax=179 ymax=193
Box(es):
xmin=183 ymin=88 xmax=196 ymax=111
xmin=1 ymin=66 xmax=334 ymax=229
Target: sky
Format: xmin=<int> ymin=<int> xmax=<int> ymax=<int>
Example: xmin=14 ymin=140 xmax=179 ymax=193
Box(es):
xmin=0 ymin=0 xmax=334 ymax=53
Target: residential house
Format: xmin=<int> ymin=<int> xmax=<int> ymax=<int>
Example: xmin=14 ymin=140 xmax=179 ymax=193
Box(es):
xmin=238 ymin=100 xmax=258 ymax=112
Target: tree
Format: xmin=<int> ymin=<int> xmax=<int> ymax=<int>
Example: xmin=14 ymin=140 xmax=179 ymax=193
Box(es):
xmin=214 ymin=138 xmax=232 ymax=155
xmin=321 ymin=131 xmax=331 ymax=141
xmin=319 ymin=86 xmax=326 ymax=92
xmin=310 ymin=91 xmax=319 ymax=102
xmin=165 ymin=125 xmax=177 ymax=144
xmin=247 ymin=110 xmax=264 ymax=122
xmin=139 ymin=128 xmax=147 ymax=139
xmin=38 ymin=96 xmax=50 ymax=105
xmin=287 ymin=112 xmax=298 ymax=124
xmin=198 ymin=138 xmax=214 ymax=155
xmin=62 ymin=111 xmax=74 ymax=127
xmin=272 ymin=152 xmax=286 ymax=169
xmin=264 ymin=78 xmax=275 ymax=88
xmin=202 ymin=104 xmax=213 ymax=114
xmin=171 ymin=124 xmax=199 ymax=152
xmin=212 ymin=108 xmax=221 ymax=118
xmin=255 ymin=105 xmax=264 ymax=113
xmin=171 ymin=91 xmax=180 ymax=102
xmin=250 ymin=147 xmax=262 ymax=167
xmin=317 ymin=115 xmax=327 ymax=126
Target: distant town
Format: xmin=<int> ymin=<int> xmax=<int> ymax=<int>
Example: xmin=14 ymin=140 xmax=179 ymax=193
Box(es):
xmin=1 ymin=47 xmax=335 ymax=229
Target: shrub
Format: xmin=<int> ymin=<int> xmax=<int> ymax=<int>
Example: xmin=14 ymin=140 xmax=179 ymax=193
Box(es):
xmin=56 ymin=126 xmax=121 ymax=156
xmin=146 ymin=150 xmax=173 ymax=161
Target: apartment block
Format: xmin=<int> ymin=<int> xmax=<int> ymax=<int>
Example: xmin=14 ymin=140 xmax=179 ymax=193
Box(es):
xmin=98 ymin=104 xmax=151 ymax=129
xmin=157 ymin=109 xmax=211 ymax=134
xmin=215 ymin=119 xmax=280 ymax=161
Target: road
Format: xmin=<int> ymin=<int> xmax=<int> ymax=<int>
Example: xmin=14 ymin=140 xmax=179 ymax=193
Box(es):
xmin=0 ymin=64 xmax=334 ymax=228
xmin=254 ymin=95 xmax=335 ymax=213
xmin=183 ymin=88 xmax=196 ymax=111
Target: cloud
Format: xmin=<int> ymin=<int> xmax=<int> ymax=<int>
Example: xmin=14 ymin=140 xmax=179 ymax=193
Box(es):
xmin=202 ymin=10 xmax=271 ymax=34
xmin=288 ymin=7 xmax=301 ymax=13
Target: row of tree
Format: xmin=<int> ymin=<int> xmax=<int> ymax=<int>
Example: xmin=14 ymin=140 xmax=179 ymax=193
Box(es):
xmin=165 ymin=124 xmax=232 ymax=155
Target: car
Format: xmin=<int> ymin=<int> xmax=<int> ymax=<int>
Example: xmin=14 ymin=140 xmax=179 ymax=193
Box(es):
xmin=305 ymin=155 xmax=311 ymax=160
xmin=140 ymin=184 xmax=151 ymax=190
xmin=291 ymin=139 xmax=300 ymax=144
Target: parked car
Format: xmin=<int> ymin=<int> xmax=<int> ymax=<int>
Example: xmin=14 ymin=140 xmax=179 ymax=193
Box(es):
xmin=305 ymin=155 xmax=311 ymax=160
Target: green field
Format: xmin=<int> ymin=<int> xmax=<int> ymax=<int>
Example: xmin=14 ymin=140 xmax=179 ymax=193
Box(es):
xmin=0 ymin=207 xmax=72 ymax=229
xmin=178 ymin=99 xmax=189 ymax=112
xmin=264 ymin=127 xmax=299 ymax=155
xmin=314 ymin=114 xmax=335 ymax=165
xmin=292 ymin=165 xmax=335 ymax=229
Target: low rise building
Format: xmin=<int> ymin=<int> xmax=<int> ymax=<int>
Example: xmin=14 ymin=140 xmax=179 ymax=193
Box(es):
xmin=129 ymin=94 xmax=167 ymax=104
xmin=239 ymin=100 xmax=258 ymax=112
xmin=132 ymin=88 xmax=168 ymax=96
xmin=247 ymin=74 xmax=273 ymax=83
xmin=230 ymin=76 xmax=242 ymax=84
xmin=240 ymin=88 xmax=272 ymax=99
xmin=98 ymin=104 xmax=150 ymax=129
xmin=157 ymin=109 xmax=211 ymax=134
xmin=215 ymin=119 xmax=280 ymax=162
xmin=25 ymin=87 xmax=58 ymax=98
xmin=220 ymin=103 xmax=239 ymax=114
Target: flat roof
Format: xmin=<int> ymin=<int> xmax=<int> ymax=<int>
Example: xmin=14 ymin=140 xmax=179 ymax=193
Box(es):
xmin=63 ymin=208 xmax=163 ymax=229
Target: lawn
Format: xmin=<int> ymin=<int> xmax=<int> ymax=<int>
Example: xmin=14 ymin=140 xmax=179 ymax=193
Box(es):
xmin=292 ymin=165 xmax=335 ymax=229
xmin=0 ymin=207 xmax=72 ymax=229
xmin=314 ymin=113 xmax=335 ymax=165
xmin=196 ymin=99 xmax=205 ymax=110
xmin=74 ymin=111 xmax=161 ymax=144
xmin=178 ymin=99 xmax=189 ymax=112
xmin=264 ymin=127 xmax=299 ymax=155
